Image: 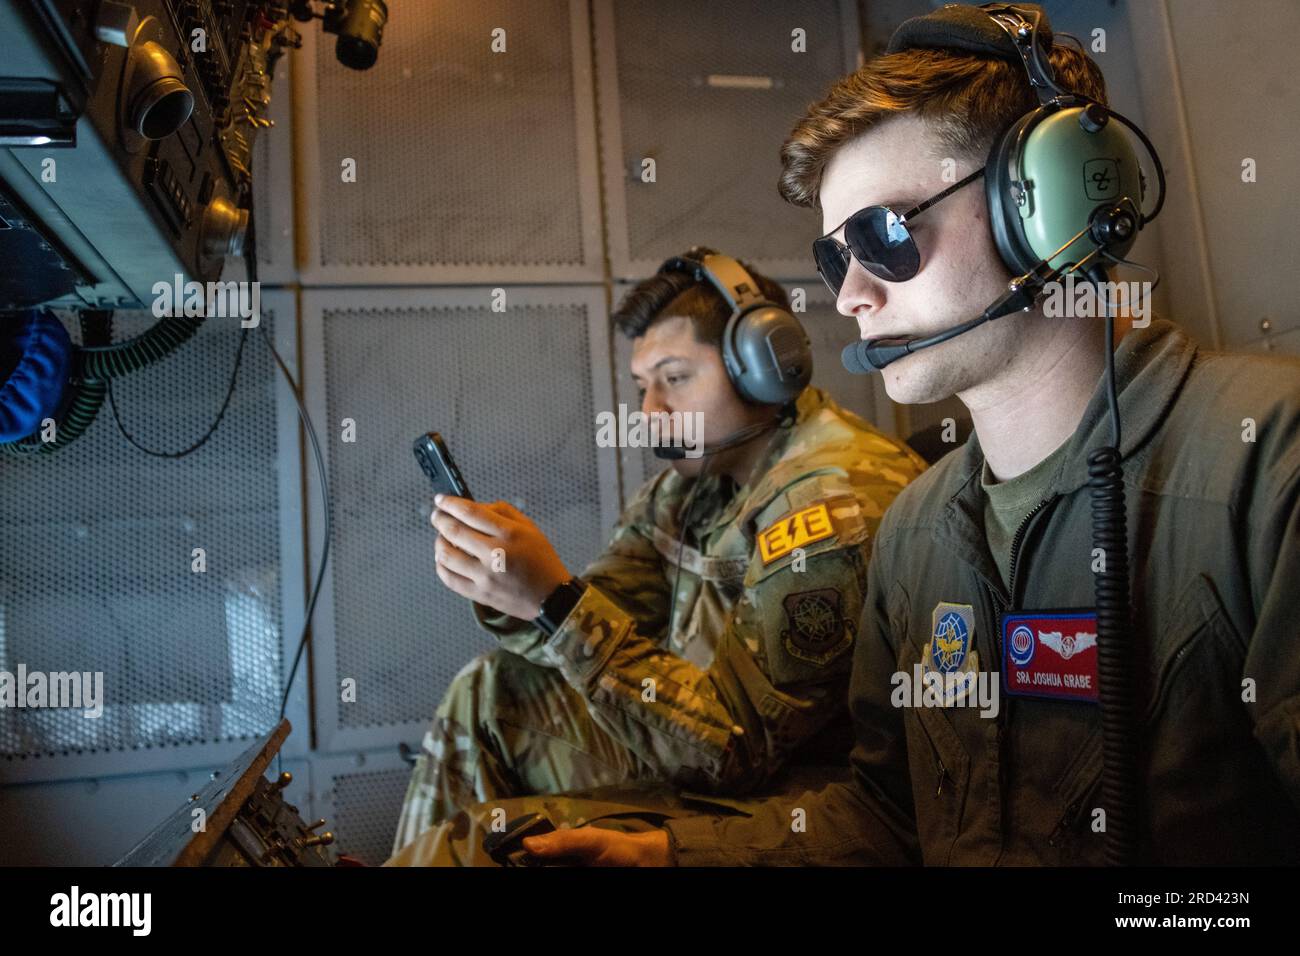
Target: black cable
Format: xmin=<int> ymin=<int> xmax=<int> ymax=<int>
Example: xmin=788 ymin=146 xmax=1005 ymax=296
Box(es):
xmin=77 ymin=313 xmax=206 ymax=376
xmin=235 ymin=192 xmax=332 ymax=778
xmin=266 ymin=321 xmax=330 ymax=729
xmin=1084 ymin=266 xmax=1139 ymax=865
xmin=1028 ymin=9 xmax=1169 ymax=229
xmin=1099 ymin=249 xmax=1161 ymax=324
xmin=1026 ymin=1 xmax=1148 ymax=863
xmin=1027 ymin=8 xmax=1072 ymax=100
xmin=1099 ymin=248 xmax=1161 ymax=292
xmin=105 ymin=325 xmax=251 ymax=458
xmin=1053 ymin=31 xmax=1087 ymax=56
xmin=1101 ymin=108 xmax=1168 ymax=225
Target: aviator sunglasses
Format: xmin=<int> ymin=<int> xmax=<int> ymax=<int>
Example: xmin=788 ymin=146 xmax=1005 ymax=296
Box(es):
xmin=813 ymin=167 xmax=985 ymax=294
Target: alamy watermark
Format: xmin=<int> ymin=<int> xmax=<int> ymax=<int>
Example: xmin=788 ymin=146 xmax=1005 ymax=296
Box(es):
xmin=1041 ymin=272 xmax=1152 ymax=327
xmin=595 ymin=403 xmax=704 ymax=458
xmin=891 ymin=665 xmax=1000 ymax=719
xmin=0 ymin=665 xmax=103 ymax=718
xmin=50 ymin=886 xmax=150 ymax=935
xmin=152 ymin=273 xmax=260 ymax=327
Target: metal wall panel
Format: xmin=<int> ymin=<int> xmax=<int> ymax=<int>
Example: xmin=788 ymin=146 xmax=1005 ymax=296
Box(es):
xmin=595 ymin=0 xmax=860 ymax=281
xmin=0 ymin=756 xmax=311 ymax=866
xmin=250 ymin=53 xmax=298 ymax=286
xmin=1242 ymin=324 xmax=1300 ymax=358
xmin=1150 ymin=0 xmax=1298 ymax=348
xmin=294 ymin=0 xmax=604 ymax=284
xmin=300 ymin=287 xmax=618 ymax=754
xmin=0 ymin=290 xmax=307 ymax=785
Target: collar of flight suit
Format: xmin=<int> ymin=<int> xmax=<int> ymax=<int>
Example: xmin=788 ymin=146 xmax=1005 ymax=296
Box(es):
xmin=929 ymin=319 xmax=1199 ymax=584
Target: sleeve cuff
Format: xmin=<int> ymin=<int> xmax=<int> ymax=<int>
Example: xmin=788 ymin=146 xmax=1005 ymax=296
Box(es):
xmin=540 ymin=583 xmax=634 ymax=682
xmin=662 ymin=814 xmax=752 ymax=866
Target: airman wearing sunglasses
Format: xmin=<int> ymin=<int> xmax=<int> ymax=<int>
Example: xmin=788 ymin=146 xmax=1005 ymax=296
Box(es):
xmin=520 ymin=2 xmax=1300 ymax=866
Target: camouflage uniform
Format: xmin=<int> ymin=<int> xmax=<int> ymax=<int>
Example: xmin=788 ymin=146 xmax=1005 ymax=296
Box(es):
xmin=390 ymin=386 xmax=926 ymax=858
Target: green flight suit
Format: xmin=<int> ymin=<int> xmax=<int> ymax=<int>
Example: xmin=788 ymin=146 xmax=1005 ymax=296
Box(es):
xmin=663 ymin=320 xmax=1300 ymax=865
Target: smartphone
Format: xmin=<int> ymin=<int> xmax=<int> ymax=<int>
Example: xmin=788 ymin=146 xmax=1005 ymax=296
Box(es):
xmin=481 ymin=812 xmax=587 ymax=867
xmin=413 ymin=432 xmax=473 ymax=500
xmin=482 ymin=812 xmax=557 ymax=867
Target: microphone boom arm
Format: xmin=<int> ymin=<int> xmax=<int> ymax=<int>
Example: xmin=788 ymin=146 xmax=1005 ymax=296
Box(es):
xmin=842 ymin=215 xmax=1117 ymax=374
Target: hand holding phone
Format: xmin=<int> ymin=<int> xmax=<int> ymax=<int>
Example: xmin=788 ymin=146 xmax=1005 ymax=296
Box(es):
xmin=418 ymin=436 xmax=573 ymax=621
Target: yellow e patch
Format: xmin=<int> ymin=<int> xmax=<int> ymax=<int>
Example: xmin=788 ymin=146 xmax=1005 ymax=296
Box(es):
xmin=757 ymin=503 xmax=836 ymax=564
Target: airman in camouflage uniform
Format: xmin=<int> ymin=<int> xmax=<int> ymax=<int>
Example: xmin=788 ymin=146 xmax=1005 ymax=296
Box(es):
xmin=389 ymin=384 xmax=925 ymax=859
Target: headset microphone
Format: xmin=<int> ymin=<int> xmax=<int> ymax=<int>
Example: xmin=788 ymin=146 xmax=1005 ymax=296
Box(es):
xmin=841 ymin=261 xmax=1058 ymax=374
xmin=842 ymin=314 xmax=990 ymax=374
xmin=653 ymin=417 xmax=781 ymax=460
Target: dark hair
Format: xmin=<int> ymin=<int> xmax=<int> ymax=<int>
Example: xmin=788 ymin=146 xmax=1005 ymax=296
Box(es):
xmin=612 ymin=245 xmax=790 ymax=344
xmin=778 ymin=44 xmax=1107 ymax=209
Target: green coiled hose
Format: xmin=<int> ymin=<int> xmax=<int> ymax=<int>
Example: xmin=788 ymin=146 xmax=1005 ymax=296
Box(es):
xmin=1 ymin=310 xmax=204 ymax=456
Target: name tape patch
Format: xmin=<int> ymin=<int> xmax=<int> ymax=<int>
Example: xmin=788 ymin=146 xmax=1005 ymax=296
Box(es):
xmin=1001 ymin=610 xmax=1099 ymax=702
xmin=757 ymin=503 xmax=835 ymax=564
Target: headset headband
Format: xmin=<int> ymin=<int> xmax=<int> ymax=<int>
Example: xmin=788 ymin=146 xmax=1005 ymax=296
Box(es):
xmin=657 ymin=253 xmax=770 ymax=314
xmin=886 ymin=2 xmax=1054 ymax=61
xmin=654 ymin=250 xmax=811 ymax=407
xmin=889 ymin=4 xmax=1065 ymax=106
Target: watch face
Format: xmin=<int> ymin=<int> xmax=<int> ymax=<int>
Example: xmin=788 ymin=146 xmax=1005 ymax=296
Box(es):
xmin=553 ymin=581 xmax=584 ymax=617
xmin=536 ymin=580 xmax=583 ymax=635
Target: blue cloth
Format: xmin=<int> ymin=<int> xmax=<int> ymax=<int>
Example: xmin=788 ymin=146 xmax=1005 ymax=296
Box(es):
xmin=0 ymin=309 xmax=72 ymax=442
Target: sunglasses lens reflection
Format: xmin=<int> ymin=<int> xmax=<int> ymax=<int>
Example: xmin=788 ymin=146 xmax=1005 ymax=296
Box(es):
xmin=847 ymin=207 xmax=920 ymax=282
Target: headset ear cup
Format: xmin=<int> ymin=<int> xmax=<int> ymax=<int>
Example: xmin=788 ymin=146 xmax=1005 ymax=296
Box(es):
xmin=684 ymin=250 xmax=811 ymax=405
xmin=784 ymin=331 xmax=813 ymax=403
xmin=779 ymin=316 xmax=814 ymax=401
xmin=985 ymin=110 xmax=1046 ymax=276
xmin=721 ymin=307 xmax=756 ymax=403
xmin=725 ymin=307 xmax=812 ymax=406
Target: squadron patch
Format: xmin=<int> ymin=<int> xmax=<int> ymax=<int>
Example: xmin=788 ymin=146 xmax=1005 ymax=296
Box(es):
xmin=921 ymin=602 xmax=981 ymax=706
xmin=758 ymin=503 xmax=835 ymax=564
xmin=781 ymin=588 xmax=854 ymax=665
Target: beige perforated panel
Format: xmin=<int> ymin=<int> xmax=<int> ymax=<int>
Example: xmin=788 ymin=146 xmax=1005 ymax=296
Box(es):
xmin=327 ymin=764 xmax=411 ymax=866
xmin=313 ymin=1 xmax=587 ymax=269
xmin=318 ymin=301 xmax=606 ymax=731
xmin=0 ymin=310 xmax=286 ymax=761
xmin=601 ymin=0 xmax=855 ymax=272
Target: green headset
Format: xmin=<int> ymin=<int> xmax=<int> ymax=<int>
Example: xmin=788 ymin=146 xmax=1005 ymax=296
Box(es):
xmin=844 ymin=2 xmax=1166 ymax=373
xmin=656 ymin=251 xmax=813 ymax=406
xmin=889 ymin=2 xmax=1164 ymax=280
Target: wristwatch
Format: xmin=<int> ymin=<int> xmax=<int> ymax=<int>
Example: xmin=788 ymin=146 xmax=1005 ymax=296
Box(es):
xmin=534 ymin=578 xmax=588 ymax=636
